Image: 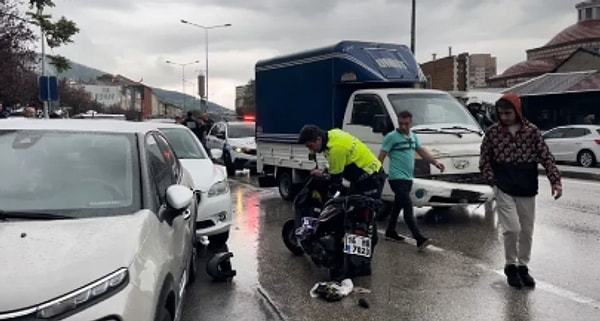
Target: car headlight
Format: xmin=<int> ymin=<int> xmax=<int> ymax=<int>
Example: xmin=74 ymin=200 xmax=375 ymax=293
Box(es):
xmin=233 ymin=146 xmax=243 ymax=153
xmin=208 ymin=180 xmax=229 ymax=197
xmin=36 ymin=268 xmax=128 ymax=319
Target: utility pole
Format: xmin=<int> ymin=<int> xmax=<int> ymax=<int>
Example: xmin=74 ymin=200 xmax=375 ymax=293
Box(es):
xmin=39 ymin=6 xmax=50 ymax=118
xmin=410 ymin=0 xmax=416 ymax=55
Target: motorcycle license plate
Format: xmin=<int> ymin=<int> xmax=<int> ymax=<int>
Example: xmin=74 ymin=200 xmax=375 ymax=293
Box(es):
xmin=343 ymin=234 xmax=372 ymax=258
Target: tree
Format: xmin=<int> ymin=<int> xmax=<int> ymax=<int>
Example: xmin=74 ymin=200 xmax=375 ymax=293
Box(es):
xmin=57 ymin=79 xmax=102 ymax=115
xmin=27 ymin=0 xmax=79 ymax=72
xmin=0 ymin=0 xmax=37 ymax=105
xmin=239 ymin=79 xmax=255 ymax=116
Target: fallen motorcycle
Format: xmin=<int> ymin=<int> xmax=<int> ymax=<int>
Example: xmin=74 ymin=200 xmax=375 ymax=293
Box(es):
xmin=281 ymin=173 xmax=380 ymax=281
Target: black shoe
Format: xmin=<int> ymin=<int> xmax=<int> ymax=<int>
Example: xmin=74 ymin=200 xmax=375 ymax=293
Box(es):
xmin=517 ymin=266 xmax=536 ymax=288
xmin=384 ymin=231 xmax=405 ymax=242
xmin=416 ymin=237 xmax=431 ymax=251
xmin=504 ymin=264 xmax=523 ymax=289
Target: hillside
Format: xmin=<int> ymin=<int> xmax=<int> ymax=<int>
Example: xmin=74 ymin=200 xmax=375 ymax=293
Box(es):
xmin=44 ymin=56 xmax=231 ymax=114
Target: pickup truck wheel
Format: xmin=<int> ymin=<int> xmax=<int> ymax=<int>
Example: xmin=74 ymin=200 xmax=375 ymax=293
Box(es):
xmin=278 ymin=171 xmax=298 ymax=200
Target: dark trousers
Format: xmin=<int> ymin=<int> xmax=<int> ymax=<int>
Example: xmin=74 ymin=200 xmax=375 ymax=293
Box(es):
xmin=387 ymin=179 xmax=426 ymax=242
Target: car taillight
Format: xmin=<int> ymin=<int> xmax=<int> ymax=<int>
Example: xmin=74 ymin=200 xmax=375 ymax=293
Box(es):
xmin=595 ymin=139 xmax=600 ymax=145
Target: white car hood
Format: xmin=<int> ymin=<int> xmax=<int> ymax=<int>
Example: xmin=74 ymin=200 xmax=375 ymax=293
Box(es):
xmin=0 ymin=211 xmax=152 ymax=312
xmin=180 ymin=159 xmax=227 ymax=191
xmin=228 ymin=137 xmax=256 ymax=149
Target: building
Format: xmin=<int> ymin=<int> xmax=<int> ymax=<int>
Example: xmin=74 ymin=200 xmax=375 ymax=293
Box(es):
xmin=82 ymin=84 xmax=123 ymax=108
xmin=420 ymin=49 xmax=493 ymax=91
xmin=469 ymin=54 xmax=497 ymax=88
xmin=488 ymin=0 xmax=600 ymax=87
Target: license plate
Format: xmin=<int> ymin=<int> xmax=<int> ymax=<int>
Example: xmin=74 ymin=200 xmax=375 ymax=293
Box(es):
xmin=343 ymin=234 xmax=372 ymax=257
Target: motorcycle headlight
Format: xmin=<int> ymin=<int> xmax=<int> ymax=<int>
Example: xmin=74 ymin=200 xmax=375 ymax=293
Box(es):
xmin=36 ymin=268 xmax=128 ymax=319
xmin=208 ymin=180 xmax=229 ymax=197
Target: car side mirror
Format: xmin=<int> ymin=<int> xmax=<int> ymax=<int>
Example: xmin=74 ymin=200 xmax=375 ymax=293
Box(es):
xmin=215 ymin=132 xmax=225 ymax=139
xmin=166 ymin=184 xmax=194 ymax=211
xmin=372 ymin=114 xmax=392 ymax=134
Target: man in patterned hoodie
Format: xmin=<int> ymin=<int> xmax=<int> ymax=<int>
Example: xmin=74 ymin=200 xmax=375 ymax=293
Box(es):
xmin=479 ymin=93 xmax=562 ymax=289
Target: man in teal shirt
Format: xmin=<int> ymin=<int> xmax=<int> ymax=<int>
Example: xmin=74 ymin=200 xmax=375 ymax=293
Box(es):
xmin=378 ymin=111 xmax=444 ymax=250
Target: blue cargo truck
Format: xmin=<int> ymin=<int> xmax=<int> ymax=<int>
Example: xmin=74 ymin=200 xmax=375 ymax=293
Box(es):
xmin=255 ymin=40 xmax=493 ymax=208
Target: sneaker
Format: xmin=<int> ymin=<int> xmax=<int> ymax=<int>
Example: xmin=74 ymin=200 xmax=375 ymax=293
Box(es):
xmin=384 ymin=231 xmax=405 ymax=242
xmin=517 ymin=266 xmax=536 ymax=288
xmin=504 ymin=264 xmax=523 ymax=289
xmin=416 ymin=237 xmax=431 ymax=251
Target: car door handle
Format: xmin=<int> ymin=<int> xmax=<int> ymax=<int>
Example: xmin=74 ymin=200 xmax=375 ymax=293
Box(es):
xmin=183 ymin=209 xmax=192 ymax=220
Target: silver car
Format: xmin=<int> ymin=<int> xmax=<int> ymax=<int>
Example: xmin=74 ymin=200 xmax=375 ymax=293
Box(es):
xmin=0 ymin=119 xmax=197 ymax=321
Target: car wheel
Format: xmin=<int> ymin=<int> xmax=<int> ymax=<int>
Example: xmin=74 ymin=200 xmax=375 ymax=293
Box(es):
xmin=223 ymin=152 xmax=236 ymax=176
xmin=278 ymin=171 xmax=298 ymax=201
xmin=577 ymin=150 xmax=596 ymax=167
xmin=208 ymin=231 xmax=230 ymax=248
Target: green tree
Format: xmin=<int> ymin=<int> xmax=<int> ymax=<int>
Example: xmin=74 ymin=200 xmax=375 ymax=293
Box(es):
xmin=27 ymin=0 xmax=79 ymax=72
xmin=239 ymin=79 xmax=255 ymax=116
xmin=0 ymin=0 xmax=38 ymax=105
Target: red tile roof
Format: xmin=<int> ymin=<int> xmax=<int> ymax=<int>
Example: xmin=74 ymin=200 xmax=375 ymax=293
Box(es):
xmin=545 ymin=20 xmax=600 ymax=47
xmin=494 ymin=59 xmax=556 ymax=79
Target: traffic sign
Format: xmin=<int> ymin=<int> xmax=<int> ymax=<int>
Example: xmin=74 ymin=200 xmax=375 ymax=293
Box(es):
xmin=39 ymin=76 xmax=59 ymax=102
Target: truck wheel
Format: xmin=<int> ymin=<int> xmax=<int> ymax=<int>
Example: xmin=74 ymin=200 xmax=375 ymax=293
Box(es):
xmin=277 ymin=171 xmax=298 ymax=200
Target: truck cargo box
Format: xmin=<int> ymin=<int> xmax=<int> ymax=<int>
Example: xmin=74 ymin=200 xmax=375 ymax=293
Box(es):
xmin=255 ymin=40 xmax=427 ymax=143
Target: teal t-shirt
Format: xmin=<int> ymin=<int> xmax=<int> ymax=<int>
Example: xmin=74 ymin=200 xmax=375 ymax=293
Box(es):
xmin=381 ymin=130 xmax=421 ymax=180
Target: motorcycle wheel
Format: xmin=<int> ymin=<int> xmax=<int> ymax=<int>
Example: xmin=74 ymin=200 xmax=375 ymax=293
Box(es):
xmin=282 ymin=219 xmax=304 ymax=255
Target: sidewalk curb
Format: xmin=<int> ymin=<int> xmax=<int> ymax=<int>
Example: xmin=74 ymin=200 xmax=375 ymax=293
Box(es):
xmin=538 ymin=168 xmax=600 ymax=181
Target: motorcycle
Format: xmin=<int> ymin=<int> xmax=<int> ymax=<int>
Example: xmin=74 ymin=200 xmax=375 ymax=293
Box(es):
xmin=281 ymin=164 xmax=381 ymax=281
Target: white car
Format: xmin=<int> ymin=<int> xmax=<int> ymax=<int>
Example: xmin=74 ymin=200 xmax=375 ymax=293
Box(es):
xmin=543 ymin=124 xmax=600 ymax=167
xmin=0 ymin=119 xmax=197 ymax=321
xmin=147 ymin=121 xmax=233 ymax=246
xmin=206 ymin=120 xmax=257 ymax=176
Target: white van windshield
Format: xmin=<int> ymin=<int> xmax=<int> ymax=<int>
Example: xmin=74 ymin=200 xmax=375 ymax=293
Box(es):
xmin=388 ymin=93 xmax=479 ymax=128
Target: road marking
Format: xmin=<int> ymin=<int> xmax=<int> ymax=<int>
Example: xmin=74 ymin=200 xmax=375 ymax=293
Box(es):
xmin=486 ymin=267 xmax=600 ymax=310
xmin=561 ymin=178 xmax=600 ymax=187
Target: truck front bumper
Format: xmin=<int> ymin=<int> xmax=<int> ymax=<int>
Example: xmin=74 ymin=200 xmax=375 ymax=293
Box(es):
xmin=409 ymin=178 xmax=494 ymax=207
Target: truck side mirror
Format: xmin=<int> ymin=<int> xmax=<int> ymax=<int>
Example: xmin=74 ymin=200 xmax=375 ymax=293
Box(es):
xmin=372 ymin=114 xmax=392 ymax=134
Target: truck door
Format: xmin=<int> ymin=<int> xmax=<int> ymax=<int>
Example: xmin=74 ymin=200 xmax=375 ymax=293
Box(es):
xmin=343 ymin=93 xmax=394 ymax=159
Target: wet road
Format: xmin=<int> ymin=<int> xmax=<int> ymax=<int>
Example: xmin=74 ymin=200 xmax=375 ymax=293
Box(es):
xmin=182 ymin=174 xmax=600 ymax=321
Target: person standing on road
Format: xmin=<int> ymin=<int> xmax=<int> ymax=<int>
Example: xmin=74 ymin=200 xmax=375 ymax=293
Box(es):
xmin=377 ymin=111 xmax=444 ymax=251
xmin=182 ymin=111 xmax=203 ymax=141
xmin=479 ymin=93 xmax=562 ymax=289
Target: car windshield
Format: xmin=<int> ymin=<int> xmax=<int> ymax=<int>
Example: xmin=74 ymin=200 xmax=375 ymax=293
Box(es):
xmin=0 ymin=130 xmax=141 ymax=217
xmin=160 ymin=127 xmax=207 ymax=159
xmin=228 ymin=123 xmax=255 ymax=138
xmin=388 ymin=93 xmax=480 ymax=128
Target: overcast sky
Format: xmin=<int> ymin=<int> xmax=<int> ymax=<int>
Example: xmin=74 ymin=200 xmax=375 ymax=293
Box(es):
xmin=38 ymin=0 xmax=578 ymax=109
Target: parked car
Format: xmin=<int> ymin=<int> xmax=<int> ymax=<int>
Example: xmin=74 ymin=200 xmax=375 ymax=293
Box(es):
xmin=0 ymin=119 xmax=197 ymax=321
xmin=145 ymin=121 xmax=233 ymax=247
xmin=543 ymin=124 xmax=600 ymax=167
xmin=206 ymin=120 xmax=257 ymax=175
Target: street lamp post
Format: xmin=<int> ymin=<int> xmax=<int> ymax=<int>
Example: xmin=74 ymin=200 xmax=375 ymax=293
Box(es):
xmin=165 ymin=60 xmax=200 ymax=110
xmin=180 ymin=20 xmax=231 ymax=110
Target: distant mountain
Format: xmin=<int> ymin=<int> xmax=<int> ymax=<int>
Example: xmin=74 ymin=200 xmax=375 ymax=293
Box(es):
xmin=44 ymin=56 xmax=232 ymax=114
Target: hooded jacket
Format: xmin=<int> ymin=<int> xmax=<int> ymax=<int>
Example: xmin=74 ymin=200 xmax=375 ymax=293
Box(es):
xmin=479 ymin=93 xmax=561 ymax=196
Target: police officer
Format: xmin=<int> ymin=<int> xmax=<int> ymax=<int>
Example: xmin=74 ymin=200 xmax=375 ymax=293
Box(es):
xmin=298 ymin=125 xmax=385 ymax=199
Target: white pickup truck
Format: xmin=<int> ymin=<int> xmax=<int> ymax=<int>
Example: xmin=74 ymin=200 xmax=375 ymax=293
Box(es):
xmin=254 ymin=41 xmax=494 ymax=208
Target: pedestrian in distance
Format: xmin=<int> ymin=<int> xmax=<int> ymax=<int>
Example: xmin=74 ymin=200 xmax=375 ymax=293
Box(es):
xmin=479 ymin=93 xmax=562 ymax=289
xmin=377 ymin=110 xmax=444 ymax=251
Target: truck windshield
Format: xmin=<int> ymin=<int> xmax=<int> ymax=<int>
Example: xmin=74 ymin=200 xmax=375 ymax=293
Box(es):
xmin=388 ymin=93 xmax=479 ymax=128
